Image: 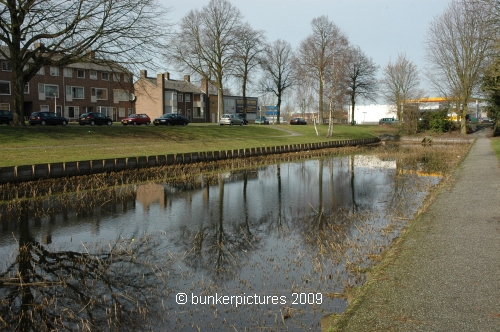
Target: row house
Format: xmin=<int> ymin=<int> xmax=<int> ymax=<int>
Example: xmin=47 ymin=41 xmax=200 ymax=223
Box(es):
xmin=134 ymin=70 xmax=206 ymax=122
xmin=0 ymin=47 xmax=135 ymax=121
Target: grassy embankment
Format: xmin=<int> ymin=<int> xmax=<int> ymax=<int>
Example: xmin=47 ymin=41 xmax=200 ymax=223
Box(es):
xmin=0 ymin=123 xmax=396 ymax=167
xmin=491 ymin=136 xmax=500 ymax=160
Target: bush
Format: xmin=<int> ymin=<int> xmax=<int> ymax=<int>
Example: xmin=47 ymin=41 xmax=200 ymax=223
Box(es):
xmin=419 ymin=110 xmax=453 ymax=133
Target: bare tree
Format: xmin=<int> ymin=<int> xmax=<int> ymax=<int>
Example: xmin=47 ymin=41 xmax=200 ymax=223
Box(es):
xmin=259 ymin=39 xmax=295 ymax=124
xmin=345 ymin=45 xmax=378 ymax=125
xmin=425 ymin=0 xmax=492 ymax=134
xmin=232 ymin=24 xmax=266 ymax=120
xmin=294 ymin=16 xmax=349 ymax=124
xmin=166 ymin=0 xmax=244 ymax=123
xmin=379 ymin=53 xmax=421 ymax=124
xmin=0 ymin=0 xmax=171 ymax=126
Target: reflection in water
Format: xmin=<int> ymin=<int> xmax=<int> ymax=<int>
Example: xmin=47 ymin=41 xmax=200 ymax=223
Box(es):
xmin=0 ymin=202 xmax=173 ymax=331
xmin=0 ymin=146 xmax=464 ymax=331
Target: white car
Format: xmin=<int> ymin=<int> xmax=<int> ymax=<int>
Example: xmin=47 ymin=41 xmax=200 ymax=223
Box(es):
xmin=219 ymin=114 xmax=243 ymax=126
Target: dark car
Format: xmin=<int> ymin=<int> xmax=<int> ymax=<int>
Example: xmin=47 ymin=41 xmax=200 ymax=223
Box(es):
xmin=121 ymin=114 xmax=151 ymax=126
xmin=237 ymin=114 xmax=249 ymax=125
xmin=0 ymin=110 xmax=13 ymax=125
xmin=255 ymin=116 xmax=270 ymax=125
xmin=29 ymin=112 xmax=69 ymax=126
xmin=290 ymin=117 xmax=307 ymax=125
xmin=379 ymin=117 xmax=397 ymax=125
xmin=79 ymin=112 xmax=113 ymax=126
xmin=153 ymin=113 xmax=189 ymax=126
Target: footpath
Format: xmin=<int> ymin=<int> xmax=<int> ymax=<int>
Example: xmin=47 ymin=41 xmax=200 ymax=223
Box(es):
xmin=332 ymin=127 xmax=500 ymax=332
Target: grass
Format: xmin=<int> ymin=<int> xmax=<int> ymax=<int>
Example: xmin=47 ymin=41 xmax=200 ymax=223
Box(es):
xmin=491 ymin=136 xmax=500 ymax=160
xmin=0 ymin=123 xmax=396 ymax=167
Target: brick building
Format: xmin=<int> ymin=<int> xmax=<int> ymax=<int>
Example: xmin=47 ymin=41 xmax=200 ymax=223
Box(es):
xmin=134 ymin=71 xmax=206 ymax=122
xmin=0 ymin=47 xmax=135 ymax=121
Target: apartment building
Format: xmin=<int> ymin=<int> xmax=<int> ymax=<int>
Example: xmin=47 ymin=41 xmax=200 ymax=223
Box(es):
xmin=0 ymin=48 xmax=135 ymax=121
xmin=134 ymin=71 xmax=206 ymax=122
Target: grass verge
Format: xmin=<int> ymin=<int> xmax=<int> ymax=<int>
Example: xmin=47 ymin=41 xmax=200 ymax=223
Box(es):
xmin=0 ymin=123 xmax=396 ymax=167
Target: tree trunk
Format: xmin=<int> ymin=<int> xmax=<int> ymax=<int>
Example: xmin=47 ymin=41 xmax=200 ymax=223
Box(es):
xmin=319 ymin=74 xmax=324 ymax=124
xmin=461 ymin=101 xmax=468 ymax=134
xmin=351 ymin=96 xmax=356 ymax=125
xmin=12 ymin=66 xmax=27 ymax=126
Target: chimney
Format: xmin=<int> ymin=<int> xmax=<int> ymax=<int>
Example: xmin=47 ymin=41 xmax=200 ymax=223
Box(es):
xmin=34 ymin=42 xmax=45 ymax=50
xmin=86 ymin=50 xmax=95 ymax=59
xmin=140 ymin=70 xmax=147 ymax=79
xmin=201 ymin=79 xmax=209 ymax=94
xmin=157 ymin=73 xmax=164 ymax=86
xmin=184 ymin=75 xmax=190 ymax=82
xmin=165 ymin=72 xmax=170 ymax=80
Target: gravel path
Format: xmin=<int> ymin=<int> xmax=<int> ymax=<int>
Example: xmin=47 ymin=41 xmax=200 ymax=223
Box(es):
xmin=332 ymin=128 xmax=500 ymax=332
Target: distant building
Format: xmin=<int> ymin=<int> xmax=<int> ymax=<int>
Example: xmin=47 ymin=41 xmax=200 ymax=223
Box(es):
xmin=134 ymin=71 xmax=206 ymax=122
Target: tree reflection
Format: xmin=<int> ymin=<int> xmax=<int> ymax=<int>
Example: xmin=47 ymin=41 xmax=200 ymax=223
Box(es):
xmin=177 ymin=172 xmax=261 ymax=282
xmin=0 ymin=202 xmax=171 ymax=332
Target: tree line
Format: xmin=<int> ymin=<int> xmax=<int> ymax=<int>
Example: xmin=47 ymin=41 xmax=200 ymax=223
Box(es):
xmin=2 ymin=0 xmax=500 ymax=135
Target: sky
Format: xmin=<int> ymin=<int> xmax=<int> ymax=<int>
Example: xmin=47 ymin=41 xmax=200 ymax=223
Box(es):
xmin=158 ymin=0 xmax=452 ymax=98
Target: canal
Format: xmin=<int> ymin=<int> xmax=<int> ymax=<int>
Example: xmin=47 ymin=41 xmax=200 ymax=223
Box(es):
xmin=0 ymin=144 xmax=468 ymax=331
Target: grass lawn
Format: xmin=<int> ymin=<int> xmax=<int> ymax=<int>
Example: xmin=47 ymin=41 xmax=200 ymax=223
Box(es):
xmin=0 ymin=123 xmax=397 ymax=167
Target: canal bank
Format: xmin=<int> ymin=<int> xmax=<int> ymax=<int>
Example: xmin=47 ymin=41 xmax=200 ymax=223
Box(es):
xmin=0 ymin=137 xmax=380 ymax=184
xmin=329 ymin=128 xmax=500 ymax=331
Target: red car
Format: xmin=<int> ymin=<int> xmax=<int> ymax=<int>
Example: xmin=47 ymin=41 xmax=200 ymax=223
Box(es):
xmin=121 ymin=114 xmax=151 ymax=126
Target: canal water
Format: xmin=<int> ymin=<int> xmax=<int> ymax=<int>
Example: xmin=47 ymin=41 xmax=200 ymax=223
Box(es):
xmin=0 ymin=147 xmax=445 ymax=331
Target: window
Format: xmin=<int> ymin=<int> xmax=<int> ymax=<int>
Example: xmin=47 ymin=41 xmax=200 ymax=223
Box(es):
xmin=77 ymin=69 xmax=85 ymax=78
xmin=2 ymin=61 xmax=11 ymax=72
xmin=24 ymin=83 xmax=29 ymax=94
xmin=119 ymin=107 xmax=125 ymax=117
xmin=0 ymin=103 xmax=9 ymax=111
xmin=124 ymin=74 xmax=131 ymax=83
xmin=113 ymin=73 xmax=120 ymax=82
xmin=91 ymin=87 xmax=108 ymax=100
xmin=66 ymin=86 xmax=84 ymax=99
xmin=0 ymin=81 xmax=11 ymax=95
xmin=178 ymin=94 xmax=183 ymax=102
xmin=50 ymin=66 xmax=59 ymax=76
xmin=38 ymin=84 xmax=59 ymax=100
xmin=113 ymin=89 xmax=129 ymax=103
xmin=128 ymin=108 xmax=133 ymax=115
xmin=37 ymin=67 xmax=45 ymax=75
xmin=90 ymin=70 xmax=97 ymax=80
xmin=63 ymin=68 xmax=73 ymax=77
xmin=185 ymin=94 xmax=191 ymax=102
xmin=40 ymin=105 xmax=49 ymax=112
xmin=101 ymin=72 xmax=109 ymax=80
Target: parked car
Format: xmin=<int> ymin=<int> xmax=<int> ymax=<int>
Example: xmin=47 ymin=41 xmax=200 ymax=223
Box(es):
xmin=290 ymin=117 xmax=307 ymax=125
xmin=0 ymin=110 xmax=13 ymax=125
xmin=237 ymin=114 xmax=249 ymax=125
xmin=220 ymin=114 xmax=244 ymax=126
xmin=379 ymin=117 xmax=397 ymax=125
xmin=79 ymin=112 xmax=113 ymax=126
xmin=121 ymin=113 xmax=151 ymax=126
xmin=29 ymin=111 xmax=69 ymax=126
xmin=255 ymin=116 xmax=270 ymax=125
xmin=153 ymin=113 xmax=190 ymax=126
xmin=480 ymin=117 xmax=490 ymax=123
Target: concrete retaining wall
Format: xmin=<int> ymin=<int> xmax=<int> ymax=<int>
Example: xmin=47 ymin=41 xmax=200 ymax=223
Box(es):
xmin=0 ymin=138 xmax=380 ymax=184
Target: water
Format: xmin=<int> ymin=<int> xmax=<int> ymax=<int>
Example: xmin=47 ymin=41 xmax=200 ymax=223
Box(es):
xmin=0 ymin=150 xmax=443 ymax=331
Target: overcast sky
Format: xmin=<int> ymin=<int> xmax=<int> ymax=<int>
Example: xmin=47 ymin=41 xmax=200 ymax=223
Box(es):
xmin=159 ymin=0 xmax=452 ymax=97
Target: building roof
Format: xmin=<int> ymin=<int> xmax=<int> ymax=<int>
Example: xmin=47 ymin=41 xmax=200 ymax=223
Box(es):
xmin=0 ymin=45 xmax=132 ymax=74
